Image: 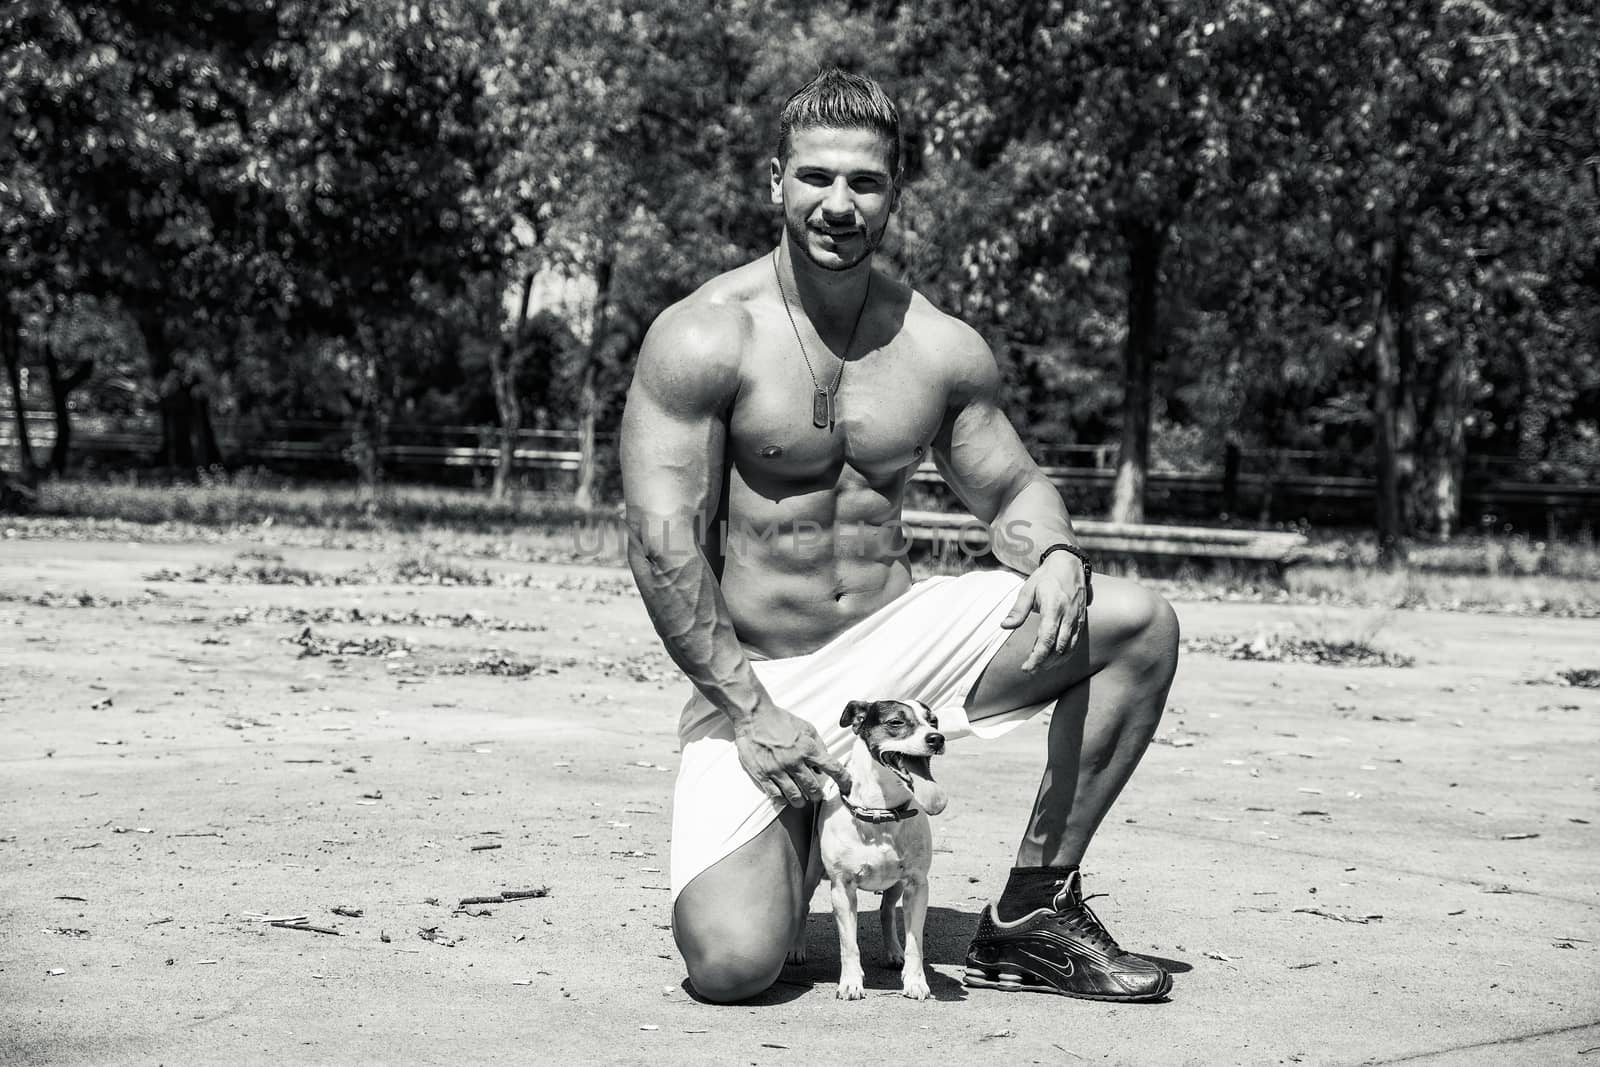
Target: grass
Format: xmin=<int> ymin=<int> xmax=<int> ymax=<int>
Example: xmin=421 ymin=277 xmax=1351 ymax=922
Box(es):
xmin=1285 ymin=566 xmax=1600 ymax=617
xmin=1301 ymin=527 xmax=1600 ymax=581
xmin=928 ymin=547 xmax=1600 ymax=617
xmin=11 ymin=473 xmax=629 ymax=566
xmin=30 ymin=469 xmax=607 ymax=531
xmin=7 ymin=474 xmax=1599 ymax=617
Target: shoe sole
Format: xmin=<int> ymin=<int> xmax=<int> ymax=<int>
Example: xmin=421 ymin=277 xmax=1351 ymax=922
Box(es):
xmin=963 ymin=963 xmax=1172 ymax=1002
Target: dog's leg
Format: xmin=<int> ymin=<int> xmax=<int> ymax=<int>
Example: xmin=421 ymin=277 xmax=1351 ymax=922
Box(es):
xmin=898 ymin=878 xmax=931 ymax=1000
xmin=879 ymin=882 xmax=904 ymax=967
xmin=830 ymin=880 xmax=865 ymax=1000
xmin=787 ymin=913 xmax=808 ymax=965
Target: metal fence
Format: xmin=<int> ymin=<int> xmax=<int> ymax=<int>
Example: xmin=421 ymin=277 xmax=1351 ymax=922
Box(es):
xmin=2 ymin=412 xmax=1596 ymax=528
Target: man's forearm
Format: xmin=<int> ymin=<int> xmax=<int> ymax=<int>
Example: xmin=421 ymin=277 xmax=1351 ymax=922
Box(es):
xmin=990 ymin=476 xmax=1079 ymax=574
xmin=625 ymin=511 xmax=770 ymax=726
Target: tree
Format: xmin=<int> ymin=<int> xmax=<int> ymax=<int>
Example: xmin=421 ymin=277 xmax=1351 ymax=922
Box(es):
xmin=38 ymin=298 xmax=99 ymax=473
xmin=486 ymin=266 xmax=536 ymax=498
xmin=900 ymin=0 xmax=1304 ymax=522
xmin=268 ymin=0 xmax=501 ymax=492
xmin=1 ymin=298 xmax=38 ymax=481
xmin=1275 ymin=0 xmax=1600 ymax=555
xmin=1 ymin=0 xmax=304 ymax=470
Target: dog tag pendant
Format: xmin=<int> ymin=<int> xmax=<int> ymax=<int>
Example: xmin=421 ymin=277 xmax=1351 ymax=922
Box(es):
xmin=812 ymin=388 xmax=830 ymax=430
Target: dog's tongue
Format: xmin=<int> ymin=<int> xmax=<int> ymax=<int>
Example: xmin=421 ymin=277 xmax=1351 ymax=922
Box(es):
xmin=900 ymin=756 xmax=948 ymax=816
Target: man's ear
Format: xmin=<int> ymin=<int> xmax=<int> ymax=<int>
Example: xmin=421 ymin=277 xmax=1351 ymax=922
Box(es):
xmin=770 ymin=157 xmax=784 ymax=205
xmin=840 ymin=700 xmax=869 ymax=728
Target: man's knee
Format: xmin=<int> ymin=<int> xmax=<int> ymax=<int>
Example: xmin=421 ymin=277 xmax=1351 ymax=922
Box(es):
xmin=1112 ymin=586 xmax=1179 ymax=693
xmin=672 ymin=816 xmax=806 ymax=1003
xmin=1145 ymin=591 xmax=1180 ymax=664
xmin=1120 ymin=579 xmax=1184 ymax=662
xmin=683 ymin=941 xmax=786 ymax=1003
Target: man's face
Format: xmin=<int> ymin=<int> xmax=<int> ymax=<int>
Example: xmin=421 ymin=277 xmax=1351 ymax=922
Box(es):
xmin=770 ymin=126 xmax=898 ymax=272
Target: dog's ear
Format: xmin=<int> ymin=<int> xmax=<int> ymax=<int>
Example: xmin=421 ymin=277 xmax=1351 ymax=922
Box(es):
xmin=840 ymin=700 xmax=870 ymax=729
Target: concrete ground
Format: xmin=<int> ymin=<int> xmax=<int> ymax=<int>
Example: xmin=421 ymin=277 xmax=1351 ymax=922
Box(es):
xmin=1 ymin=534 xmax=1596 ymax=1066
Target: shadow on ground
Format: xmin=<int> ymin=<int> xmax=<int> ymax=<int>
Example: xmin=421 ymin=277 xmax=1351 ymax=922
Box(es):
xmin=783 ymin=904 xmax=980 ymax=1003
xmin=683 ymin=902 xmax=1198 ymax=1006
xmin=680 ymin=904 xmax=985 ymax=1005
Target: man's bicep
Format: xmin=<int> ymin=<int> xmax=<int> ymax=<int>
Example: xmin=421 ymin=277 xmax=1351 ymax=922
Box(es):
xmin=620 ymin=384 xmax=726 ymax=525
xmin=620 ymin=309 xmax=741 ymax=531
xmin=933 ymin=400 xmax=1036 ymax=524
xmin=932 ymin=336 xmax=1037 ymax=524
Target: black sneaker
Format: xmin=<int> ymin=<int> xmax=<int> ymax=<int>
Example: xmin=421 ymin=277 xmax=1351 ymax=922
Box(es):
xmin=963 ymin=870 xmax=1172 ymax=1001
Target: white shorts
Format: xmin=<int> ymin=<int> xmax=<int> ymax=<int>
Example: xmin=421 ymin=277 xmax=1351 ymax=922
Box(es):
xmin=669 ymin=569 xmax=1053 ymax=901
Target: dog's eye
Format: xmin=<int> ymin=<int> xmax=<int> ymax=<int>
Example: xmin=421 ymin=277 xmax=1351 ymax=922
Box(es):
xmin=928 ymin=715 xmax=938 ymax=728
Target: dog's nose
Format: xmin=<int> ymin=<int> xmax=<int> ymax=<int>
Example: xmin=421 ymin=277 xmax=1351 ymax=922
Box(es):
xmin=927 ymin=732 xmax=945 ymax=754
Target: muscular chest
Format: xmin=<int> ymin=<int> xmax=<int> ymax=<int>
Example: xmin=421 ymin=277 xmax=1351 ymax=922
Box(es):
xmin=728 ymin=329 xmax=945 ymax=484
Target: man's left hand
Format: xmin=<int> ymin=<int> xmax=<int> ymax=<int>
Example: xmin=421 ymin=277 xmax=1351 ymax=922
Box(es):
xmin=1000 ymin=552 xmax=1089 ymax=671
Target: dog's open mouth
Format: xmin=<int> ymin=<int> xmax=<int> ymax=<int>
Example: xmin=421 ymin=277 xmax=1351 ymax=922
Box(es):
xmin=879 ymin=750 xmax=934 ymax=788
xmin=878 ymin=750 xmax=947 ymax=815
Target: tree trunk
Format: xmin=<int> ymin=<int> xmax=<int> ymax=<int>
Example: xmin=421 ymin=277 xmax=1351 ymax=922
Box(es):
xmin=573 ymin=254 xmax=614 ymax=513
xmin=157 ymin=380 xmax=224 ymax=470
xmin=41 ymin=331 xmax=94 ymax=475
xmin=137 ymin=313 xmax=198 ymax=470
xmin=350 ymin=396 xmax=381 ymax=493
xmin=1221 ymin=439 xmax=1242 ymax=520
xmin=193 ymin=393 xmax=222 ymax=470
xmin=1109 ymin=226 xmax=1163 ymax=524
xmin=43 ymin=339 xmax=71 ymax=475
xmin=350 ymin=342 xmax=386 ymax=497
xmin=1 ymin=300 xmax=37 ymax=483
xmin=490 ymin=271 xmax=536 ymax=500
xmin=1369 ymin=228 xmax=1415 ymax=566
xmin=574 ymin=361 xmax=598 ymax=511
xmin=1414 ymin=340 xmax=1468 ymax=540
xmin=341 ymin=319 xmax=396 ymax=499
xmin=1433 ymin=350 xmax=1467 ymax=540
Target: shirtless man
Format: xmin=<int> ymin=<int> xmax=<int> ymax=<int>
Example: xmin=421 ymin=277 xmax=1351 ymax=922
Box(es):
xmin=620 ymin=69 xmax=1180 ymax=1004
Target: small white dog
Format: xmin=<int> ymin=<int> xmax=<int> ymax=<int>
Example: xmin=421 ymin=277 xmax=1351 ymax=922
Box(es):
xmin=790 ymin=698 xmax=948 ymax=1000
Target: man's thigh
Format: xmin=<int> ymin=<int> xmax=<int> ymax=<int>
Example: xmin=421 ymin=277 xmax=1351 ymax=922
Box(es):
xmin=672 ymin=802 xmax=811 ymax=981
xmin=964 ymin=574 xmax=1172 ymax=721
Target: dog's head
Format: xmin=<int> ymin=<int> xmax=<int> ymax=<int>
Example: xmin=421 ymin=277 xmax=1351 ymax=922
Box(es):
xmin=839 ymin=699 xmax=948 ymax=815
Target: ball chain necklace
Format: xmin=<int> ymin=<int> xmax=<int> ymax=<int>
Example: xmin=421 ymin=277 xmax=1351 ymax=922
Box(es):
xmin=773 ymin=250 xmax=871 ymax=432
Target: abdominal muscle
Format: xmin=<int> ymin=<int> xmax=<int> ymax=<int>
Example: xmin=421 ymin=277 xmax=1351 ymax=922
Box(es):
xmin=718 ymin=474 xmax=915 ymax=660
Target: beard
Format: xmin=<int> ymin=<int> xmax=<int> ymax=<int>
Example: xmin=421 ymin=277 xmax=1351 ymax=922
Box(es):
xmin=783 ymin=211 xmax=889 ymax=272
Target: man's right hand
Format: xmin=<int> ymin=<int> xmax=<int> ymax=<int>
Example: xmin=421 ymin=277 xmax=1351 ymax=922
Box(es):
xmin=733 ymin=703 xmax=852 ymax=806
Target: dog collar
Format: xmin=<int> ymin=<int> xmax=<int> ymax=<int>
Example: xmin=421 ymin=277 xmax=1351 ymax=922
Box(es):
xmin=839 ymin=792 xmax=918 ymax=824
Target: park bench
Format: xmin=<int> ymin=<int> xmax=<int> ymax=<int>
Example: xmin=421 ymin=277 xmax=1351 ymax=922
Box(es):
xmin=898 ymin=508 xmax=1311 ymax=575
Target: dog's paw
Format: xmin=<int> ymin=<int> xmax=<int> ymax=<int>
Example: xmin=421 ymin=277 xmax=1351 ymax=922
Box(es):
xmin=836 ymin=970 xmax=866 ymax=1001
xmin=785 ymin=945 xmax=808 ymax=965
xmin=883 ymin=946 xmax=905 ymax=968
xmin=900 ymin=970 xmax=931 ymax=1000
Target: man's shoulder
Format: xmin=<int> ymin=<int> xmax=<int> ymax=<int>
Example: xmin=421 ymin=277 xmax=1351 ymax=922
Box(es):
xmin=633 ymin=260 xmax=770 ymax=410
xmin=645 ymin=258 xmax=769 ymax=361
xmin=895 ymin=283 xmax=992 ymax=362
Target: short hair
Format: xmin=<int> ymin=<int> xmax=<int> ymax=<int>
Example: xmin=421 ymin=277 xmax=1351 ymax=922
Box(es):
xmin=777 ymin=68 xmax=901 ymax=178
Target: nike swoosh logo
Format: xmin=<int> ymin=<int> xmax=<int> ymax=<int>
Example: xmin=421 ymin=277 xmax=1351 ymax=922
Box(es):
xmin=1013 ymin=946 xmax=1075 ymax=983
xmin=1008 ymin=928 xmax=1115 ymax=967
